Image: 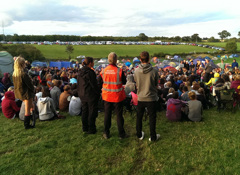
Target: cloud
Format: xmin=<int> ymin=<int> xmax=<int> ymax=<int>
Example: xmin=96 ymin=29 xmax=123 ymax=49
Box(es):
xmin=1 ymin=0 xmax=240 ymax=38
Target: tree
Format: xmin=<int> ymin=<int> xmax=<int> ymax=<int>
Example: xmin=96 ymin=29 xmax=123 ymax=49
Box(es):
xmin=65 ymin=45 xmax=74 ymax=60
xmin=191 ymin=33 xmax=202 ymax=42
xmin=218 ymin=30 xmax=231 ymax=40
xmin=225 ymin=39 xmax=237 ymax=53
xmin=207 ymin=37 xmax=220 ymax=42
xmin=181 ymin=36 xmax=191 ymax=42
xmin=138 ymin=33 xmax=148 ymax=41
xmin=238 ymin=31 xmax=240 ymax=38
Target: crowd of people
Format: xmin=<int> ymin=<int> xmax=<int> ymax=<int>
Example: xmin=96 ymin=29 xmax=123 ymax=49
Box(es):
xmin=1 ymin=51 xmax=240 ymax=141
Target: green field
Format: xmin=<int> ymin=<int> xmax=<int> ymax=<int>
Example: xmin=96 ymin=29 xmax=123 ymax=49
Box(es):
xmin=1 ymin=108 xmax=240 ymax=174
xmin=34 ymin=45 xmax=215 ymax=60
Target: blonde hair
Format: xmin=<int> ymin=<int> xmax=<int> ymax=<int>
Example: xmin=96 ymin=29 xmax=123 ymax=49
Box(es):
xmin=168 ymin=88 xmax=175 ymax=93
xmin=235 ymin=74 xmax=240 ymax=81
xmin=60 ymin=71 xmax=67 ymax=77
xmin=188 ymin=91 xmax=196 ymax=100
xmin=46 ymin=74 xmax=52 ymax=80
xmin=13 ymin=56 xmax=25 ymax=77
xmin=7 ymin=86 xmax=14 ymax=92
xmin=108 ymin=52 xmax=117 ymax=65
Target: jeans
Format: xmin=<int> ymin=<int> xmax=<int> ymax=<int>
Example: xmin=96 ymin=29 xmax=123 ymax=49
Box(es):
xmin=136 ymin=101 xmax=157 ymax=141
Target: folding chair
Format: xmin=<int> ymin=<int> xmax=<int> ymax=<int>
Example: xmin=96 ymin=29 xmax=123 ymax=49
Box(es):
xmin=130 ymin=92 xmax=148 ymax=120
xmin=216 ymin=89 xmax=235 ymax=112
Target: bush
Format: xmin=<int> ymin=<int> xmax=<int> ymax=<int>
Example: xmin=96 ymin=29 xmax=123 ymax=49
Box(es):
xmin=225 ymin=40 xmax=237 ymax=53
xmin=0 ymin=44 xmax=45 ymax=62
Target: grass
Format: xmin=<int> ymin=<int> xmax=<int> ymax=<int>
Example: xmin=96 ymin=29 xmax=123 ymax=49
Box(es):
xmin=34 ymin=45 xmax=214 ymax=60
xmin=1 ymin=108 xmax=240 ymax=174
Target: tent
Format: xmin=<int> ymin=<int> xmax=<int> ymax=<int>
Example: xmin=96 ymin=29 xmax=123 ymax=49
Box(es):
xmin=98 ymin=58 xmax=108 ymax=63
xmin=211 ymin=57 xmax=218 ymax=61
xmin=125 ymin=61 xmax=131 ymax=67
xmin=173 ymin=55 xmax=182 ymax=61
xmin=49 ymin=61 xmax=73 ymax=69
xmin=49 ymin=61 xmax=62 ymax=69
xmin=193 ymin=58 xmax=205 ymax=65
xmin=163 ymin=66 xmax=177 ymax=73
xmin=0 ymin=51 xmax=14 ymax=76
xmin=95 ymin=64 xmax=108 ymax=71
xmin=133 ymin=59 xmax=141 ymax=64
xmin=31 ymin=60 xmax=48 ymax=67
xmin=169 ymin=62 xmax=176 ymax=67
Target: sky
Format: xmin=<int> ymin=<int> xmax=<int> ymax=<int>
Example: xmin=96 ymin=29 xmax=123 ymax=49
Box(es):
xmin=0 ymin=0 xmax=239 ymax=38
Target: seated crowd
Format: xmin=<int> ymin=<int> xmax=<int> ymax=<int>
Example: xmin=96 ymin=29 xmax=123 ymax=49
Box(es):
xmin=0 ymin=56 xmax=240 ymax=127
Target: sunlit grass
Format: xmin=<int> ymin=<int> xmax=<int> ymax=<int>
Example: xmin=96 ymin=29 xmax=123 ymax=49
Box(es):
xmin=1 ymin=108 xmax=240 ymax=174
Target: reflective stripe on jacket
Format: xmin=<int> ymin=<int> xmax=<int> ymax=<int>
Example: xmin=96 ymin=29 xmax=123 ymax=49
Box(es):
xmin=101 ymin=65 xmax=126 ymax=102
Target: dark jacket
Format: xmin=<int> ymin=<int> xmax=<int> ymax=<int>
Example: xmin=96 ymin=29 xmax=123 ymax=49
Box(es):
xmin=13 ymin=72 xmax=35 ymax=100
xmin=2 ymin=73 xmax=12 ymax=90
xmin=77 ymin=66 xmax=100 ymax=102
xmin=205 ymin=62 xmax=213 ymax=73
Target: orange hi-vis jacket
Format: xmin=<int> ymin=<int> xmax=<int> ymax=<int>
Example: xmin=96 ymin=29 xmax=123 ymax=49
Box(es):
xmin=101 ymin=65 xmax=126 ymax=102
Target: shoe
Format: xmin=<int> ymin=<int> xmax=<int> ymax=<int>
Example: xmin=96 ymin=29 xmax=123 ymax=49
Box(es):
xmin=139 ymin=131 xmax=144 ymax=140
xmin=119 ymin=134 xmax=129 ymax=139
xmin=103 ymin=133 xmax=110 ymax=139
xmin=149 ymin=134 xmax=160 ymax=142
xmin=87 ymin=130 xmax=97 ymax=134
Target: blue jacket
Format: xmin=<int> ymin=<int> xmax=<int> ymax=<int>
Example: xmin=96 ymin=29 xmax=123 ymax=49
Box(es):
xmin=232 ymin=62 xmax=238 ymax=68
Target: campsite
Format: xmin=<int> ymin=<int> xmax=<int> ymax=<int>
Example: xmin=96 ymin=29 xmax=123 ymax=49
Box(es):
xmin=0 ymin=43 xmax=240 ymax=174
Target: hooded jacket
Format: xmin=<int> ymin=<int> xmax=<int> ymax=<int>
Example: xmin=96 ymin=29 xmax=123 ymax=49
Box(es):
xmin=2 ymin=73 xmax=12 ymax=89
xmin=134 ymin=63 xmax=159 ymax=102
xmin=230 ymin=80 xmax=240 ymax=94
xmin=124 ymin=74 xmax=136 ymax=96
xmin=77 ymin=66 xmax=100 ymax=102
xmin=166 ymin=98 xmax=187 ymax=121
xmin=2 ymin=91 xmax=20 ymax=119
xmin=37 ymin=97 xmax=56 ymax=121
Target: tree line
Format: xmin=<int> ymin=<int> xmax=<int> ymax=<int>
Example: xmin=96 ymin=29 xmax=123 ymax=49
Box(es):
xmin=1 ymin=30 xmax=239 ymax=42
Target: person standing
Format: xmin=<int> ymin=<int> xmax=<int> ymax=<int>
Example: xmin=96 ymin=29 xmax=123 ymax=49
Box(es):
xmin=100 ymin=52 xmax=127 ymax=139
xmin=232 ymin=59 xmax=239 ymax=69
xmin=12 ymin=56 xmax=35 ymax=129
xmin=134 ymin=51 xmax=160 ymax=141
xmin=77 ymin=57 xmax=100 ymax=134
xmin=204 ymin=59 xmax=213 ymax=82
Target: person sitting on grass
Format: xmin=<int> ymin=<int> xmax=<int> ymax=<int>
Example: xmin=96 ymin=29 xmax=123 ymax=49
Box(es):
xmin=1 ymin=91 xmax=20 ymax=119
xmin=69 ymin=89 xmax=81 ymax=116
xmin=185 ymin=91 xmax=202 ymax=122
xmin=50 ymin=80 xmax=62 ymax=110
xmin=166 ymin=91 xmax=187 ymax=122
xmin=59 ymin=85 xmax=71 ymax=112
xmin=37 ymin=86 xmax=59 ymax=121
xmin=166 ymin=88 xmax=175 ymax=101
xmin=197 ymin=88 xmax=209 ymax=110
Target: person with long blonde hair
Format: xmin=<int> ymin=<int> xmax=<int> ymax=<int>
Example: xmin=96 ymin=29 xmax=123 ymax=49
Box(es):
xmin=13 ymin=56 xmax=35 ymax=129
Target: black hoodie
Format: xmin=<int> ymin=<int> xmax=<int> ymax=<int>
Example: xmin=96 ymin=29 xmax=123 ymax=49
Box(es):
xmin=77 ymin=66 xmax=100 ymax=102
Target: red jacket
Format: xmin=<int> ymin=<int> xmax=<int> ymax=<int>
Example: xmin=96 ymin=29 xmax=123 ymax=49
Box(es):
xmin=2 ymin=91 xmax=20 ymax=119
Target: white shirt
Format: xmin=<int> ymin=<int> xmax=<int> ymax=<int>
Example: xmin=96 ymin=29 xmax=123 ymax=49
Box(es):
xmin=69 ymin=96 xmax=81 ymax=116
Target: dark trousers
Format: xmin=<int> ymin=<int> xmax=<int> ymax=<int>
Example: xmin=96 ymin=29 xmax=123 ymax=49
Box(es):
xmin=204 ymin=73 xmax=210 ymax=82
xmin=104 ymin=101 xmax=126 ymax=137
xmin=81 ymin=100 xmax=98 ymax=133
xmin=136 ymin=101 xmax=157 ymax=141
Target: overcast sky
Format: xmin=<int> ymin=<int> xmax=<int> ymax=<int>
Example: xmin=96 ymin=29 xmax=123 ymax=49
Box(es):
xmin=0 ymin=0 xmax=239 ymax=38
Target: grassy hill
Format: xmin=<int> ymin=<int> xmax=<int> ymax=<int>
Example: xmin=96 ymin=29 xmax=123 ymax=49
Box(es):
xmin=1 ymin=108 xmax=240 ymax=174
xmin=34 ymin=45 xmax=214 ymax=60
